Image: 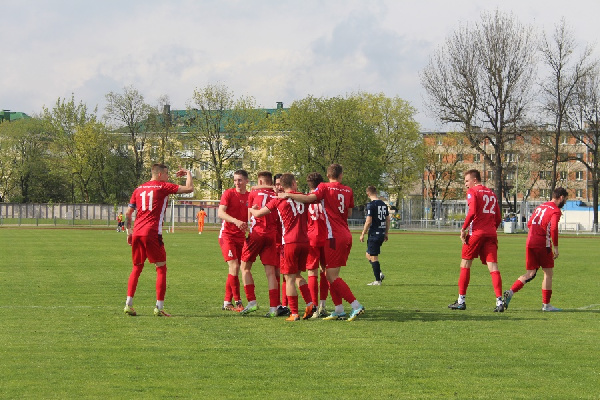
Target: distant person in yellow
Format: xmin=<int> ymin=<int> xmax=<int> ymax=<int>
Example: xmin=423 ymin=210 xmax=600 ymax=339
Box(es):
xmin=116 ymin=212 xmax=124 ymax=232
xmin=196 ymin=208 xmax=207 ymax=234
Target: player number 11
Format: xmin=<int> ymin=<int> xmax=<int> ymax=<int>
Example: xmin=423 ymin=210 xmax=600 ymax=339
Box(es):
xmin=140 ymin=190 xmax=154 ymax=211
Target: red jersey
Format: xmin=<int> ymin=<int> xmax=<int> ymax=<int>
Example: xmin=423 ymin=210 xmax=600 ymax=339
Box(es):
xmin=313 ymin=182 xmax=354 ymax=241
xmin=219 ymin=188 xmax=249 ymax=239
xmin=462 ymin=184 xmax=501 ymax=236
xmin=129 ymin=180 xmax=179 ymax=236
xmin=266 ymin=192 xmax=309 ymax=245
xmin=526 ymin=201 xmax=562 ymax=248
xmin=307 ymin=201 xmax=327 ymax=246
xmin=248 ymin=188 xmax=278 ymax=238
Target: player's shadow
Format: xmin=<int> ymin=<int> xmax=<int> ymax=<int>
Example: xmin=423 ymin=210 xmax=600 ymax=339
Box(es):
xmin=364 ymin=308 xmax=545 ymax=322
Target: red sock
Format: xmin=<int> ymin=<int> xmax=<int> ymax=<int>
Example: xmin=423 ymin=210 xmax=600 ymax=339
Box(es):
xmin=490 ymin=270 xmax=502 ymax=297
xmin=232 ymin=275 xmax=241 ymax=302
xmin=288 ymin=295 xmax=299 ymax=315
xmin=319 ymin=271 xmax=329 ymax=301
xmin=511 ymin=280 xmax=525 ymax=293
xmin=268 ymin=289 xmax=279 ymax=308
xmin=542 ymin=289 xmax=552 ymax=304
xmin=308 ymin=275 xmax=318 ymax=304
xmin=244 ymin=284 xmax=256 ymax=302
xmin=281 ymin=279 xmax=288 ymax=306
xmin=331 ymin=278 xmax=356 ymax=304
xmin=127 ymin=264 xmax=144 ymax=297
xmin=156 ymin=265 xmax=167 ymax=301
xmin=224 ymin=274 xmax=233 ymax=302
xmin=329 ymin=280 xmax=342 ymax=306
xmin=458 ymin=268 xmax=470 ymax=296
xmin=299 ymin=283 xmax=312 ymax=305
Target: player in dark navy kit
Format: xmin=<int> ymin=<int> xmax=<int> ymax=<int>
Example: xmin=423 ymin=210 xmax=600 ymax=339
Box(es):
xmin=359 ymin=185 xmax=390 ymax=286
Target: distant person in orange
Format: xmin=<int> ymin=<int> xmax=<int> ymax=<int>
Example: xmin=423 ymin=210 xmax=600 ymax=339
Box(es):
xmin=196 ymin=207 xmax=207 ymax=234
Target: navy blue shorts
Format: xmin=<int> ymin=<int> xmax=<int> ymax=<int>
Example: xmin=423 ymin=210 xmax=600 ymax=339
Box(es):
xmin=366 ymin=235 xmax=385 ymax=256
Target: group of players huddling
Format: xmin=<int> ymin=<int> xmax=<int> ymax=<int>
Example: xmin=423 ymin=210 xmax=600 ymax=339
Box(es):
xmin=121 ymin=164 xmax=566 ymax=319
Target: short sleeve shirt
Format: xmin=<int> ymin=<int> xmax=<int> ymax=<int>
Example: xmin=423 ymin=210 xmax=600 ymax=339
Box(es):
xmin=462 ymin=185 xmax=501 ymax=236
xmin=219 ymin=188 xmax=249 ymax=239
xmin=129 ymin=180 xmax=179 ymax=236
xmin=313 ymin=182 xmax=354 ymax=241
xmin=366 ymin=199 xmax=388 ymax=236
xmin=266 ymin=192 xmax=309 ymax=245
xmin=248 ymin=188 xmax=278 ymax=238
xmin=526 ymin=201 xmax=562 ymax=248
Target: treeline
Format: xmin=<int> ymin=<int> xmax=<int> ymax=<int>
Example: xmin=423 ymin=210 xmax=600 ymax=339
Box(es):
xmin=0 ymin=87 xmax=422 ymax=206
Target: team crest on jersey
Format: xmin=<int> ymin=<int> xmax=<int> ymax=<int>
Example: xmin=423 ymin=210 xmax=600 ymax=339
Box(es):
xmin=467 ymin=194 xmax=472 ymax=199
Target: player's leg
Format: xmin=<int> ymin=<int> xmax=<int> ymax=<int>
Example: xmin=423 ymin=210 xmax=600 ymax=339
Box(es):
xmin=366 ymin=237 xmax=384 ymax=285
xmin=449 ymin=257 xmax=472 ymax=310
xmin=125 ymin=236 xmax=146 ymax=316
xmin=240 ymin=260 xmax=258 ymax=314
xmin=541 ymin=267 xmax=560 ymax=311
xmin=503 ymin=247 xmax=541 ymax=309
xmin=146 ymin=236 xmax=170 ymax=317
xmin=264 ymin=264 xmax=281 ymax=316
xmin=284 ymin=273 xmax=299 ymax=321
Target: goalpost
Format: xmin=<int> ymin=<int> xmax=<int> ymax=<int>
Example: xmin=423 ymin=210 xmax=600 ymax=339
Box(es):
xmin=167 ymin=198 xmax=220 ymax=233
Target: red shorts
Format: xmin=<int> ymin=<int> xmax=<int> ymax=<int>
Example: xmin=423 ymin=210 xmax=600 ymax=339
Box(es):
xmin=281 ymin=243 xmax=309 ymax=275
xmin=324 ymin=236 xmax=352 ymax=269
xmin=307 ymin=244 xmax=326 ymax=270
xmin=219 ymin=236 xmax=245 ymax=262
xmin=241 ymin=234 xmax=278 ymax=266
xmin=132 ymin=235 xmax=166 ymax=266
xmin=461 ymin=234 xmax=498 ymax=264
xmin=526 ymin=246 xmax=554 ymax=270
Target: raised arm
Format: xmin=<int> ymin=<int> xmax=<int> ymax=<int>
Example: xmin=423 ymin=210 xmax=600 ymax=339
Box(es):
xmin=175 ymin=168 xmax=194 ymax=194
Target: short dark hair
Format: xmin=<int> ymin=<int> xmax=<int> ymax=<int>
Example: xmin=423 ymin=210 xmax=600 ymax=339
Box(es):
xmin=327 ymin=164 xmax=343 ymax=179
xmin=464 ymin=169 xmax=481 ymax=182
xmin=274 ymin=173 xmax=282 ymax=182
xmin=151 ymin=163 xmax=168 ymax=175
xmin=233 ymin=169 xmax=248 ymax=179
xmin=553 ymin=187 xmax=568 ymax=199
xmin=366 ymin=185 xmax=377 ymax=195
xmin=280 ymin=173 xmax=296 ymax=189
xmin=306 ymin=172 xmax=324 ymax=190
xmin=257 ymin=171 xmax=273 ymax=185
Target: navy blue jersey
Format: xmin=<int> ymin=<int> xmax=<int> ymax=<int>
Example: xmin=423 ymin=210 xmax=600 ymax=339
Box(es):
xmin=366 ymin=199 xmax=388 ymax=236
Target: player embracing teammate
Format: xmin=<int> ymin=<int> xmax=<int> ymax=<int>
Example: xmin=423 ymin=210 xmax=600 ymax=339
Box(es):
xmin=282 ymin=164 xmax=365 ymax=321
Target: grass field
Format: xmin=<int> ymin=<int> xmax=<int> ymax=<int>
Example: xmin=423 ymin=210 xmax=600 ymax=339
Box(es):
xmin=1 ymin=227 xmax=598 ymax=399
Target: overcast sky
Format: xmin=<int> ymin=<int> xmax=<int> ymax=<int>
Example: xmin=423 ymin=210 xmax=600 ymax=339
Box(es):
xmin=2 ymin=0 xmax=599 ymax=130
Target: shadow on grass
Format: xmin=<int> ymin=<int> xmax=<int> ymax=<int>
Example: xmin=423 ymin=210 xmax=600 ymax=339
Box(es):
xmin=362 ymin=308 xmax=545 ymax=323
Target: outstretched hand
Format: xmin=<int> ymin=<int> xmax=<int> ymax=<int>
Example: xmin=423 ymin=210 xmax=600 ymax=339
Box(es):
xmin=175 ymin=168 xmax=188 ymax=177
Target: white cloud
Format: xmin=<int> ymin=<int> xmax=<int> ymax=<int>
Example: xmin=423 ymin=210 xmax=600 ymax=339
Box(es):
xmin=1 ymin=0 xmax=599 ymax=130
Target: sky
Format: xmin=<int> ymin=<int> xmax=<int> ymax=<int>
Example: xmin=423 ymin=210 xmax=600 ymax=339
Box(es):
xmin=2 ymin=0 xmax=599 ymax=131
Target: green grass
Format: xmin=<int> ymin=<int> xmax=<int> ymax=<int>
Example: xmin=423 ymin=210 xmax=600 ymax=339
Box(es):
xmin=1 ymin=228 xmax=598 ymax=399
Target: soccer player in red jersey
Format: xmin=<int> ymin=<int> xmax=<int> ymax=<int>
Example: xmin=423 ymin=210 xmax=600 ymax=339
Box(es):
xmin=503 ymin=187 xmax=567 ymax=312
xmin=448 ymin=169 xmax=504 ymax=312
xmin=281 ymin=164 xmax=365 ymax=321
xmin=273 ymin=173 xmax=290 ymax=315
xmin=123 ymin=164 xmax=193 ymax=317
xmin=306 ymin=172 xmax=329 ymax=318
xmin=250 ymin=173 xmax=315 ymax=321
xmin=218 ymin=169 xmax=250 ymax=312
xmin=239 ymin=171 xmax=281 ymax=316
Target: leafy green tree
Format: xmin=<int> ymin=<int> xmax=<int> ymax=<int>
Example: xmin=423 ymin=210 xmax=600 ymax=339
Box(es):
xmin=187 ymin=83 xmax=266 ymax=196
xmin=355 ymin=92 xmax=423 ymax=206
xmin=278 ymin=95 xmax=383 ymax=204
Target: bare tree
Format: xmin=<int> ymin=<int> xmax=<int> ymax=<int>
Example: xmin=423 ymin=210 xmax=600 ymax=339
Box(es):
xmin=566 ymin=68 xmax=600 ymax=231
xmin=421 ymin=10 xmax=537 ymax=209
xmin=104 ymin=85 xmax=154 ymax=183
xmin=539 ymin=18 xmax=596 ymax=191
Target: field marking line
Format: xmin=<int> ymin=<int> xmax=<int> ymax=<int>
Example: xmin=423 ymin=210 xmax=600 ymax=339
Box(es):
xmin=576 ymin=304 xmax=600 ymax=310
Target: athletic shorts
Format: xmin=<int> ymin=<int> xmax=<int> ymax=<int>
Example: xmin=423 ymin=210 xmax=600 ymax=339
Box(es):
xmin=324 ymin=236 xmax=352 ymax=269
xmin=461 ymin=234 xmax=498 ymax=264
xmin=366 ymin=234 xmax=385 ymax=256
xmin=275 ymin=244 xmax=283 ymax=269
xmin=307 ymin=244 xmax=326 ymax=270
xmin=526 ymin=246 xmax=554 ymax=270
xmin=281 ymin=242 xmax=309 ymax=275
xmin=219 ymin=236 xmax=245 ymax=262
xmin=132 ymin=234 xmax=166 ymax=266
xmin=240 ymin=234 xmax=278 ymax=266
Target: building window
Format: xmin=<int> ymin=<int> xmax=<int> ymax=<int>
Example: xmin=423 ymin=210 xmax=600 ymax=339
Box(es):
xmin=436 ymin=154 xmax=443 ymax=163
xmin=505 ymin=153 xmax=516 ymax=163
xmin=505 ymin=171 xmax=515 ymax=180
xmin=560 ymin=171 xmax=567 ymax=180
xmin=576 ymin=171 xmax=583 ymax=181
xmin=576 ymin=189 xmax=583 ymax=198
xmin=577 ymin=153 xmax=584 ymax=160
xmin=561 ymin=135 xmax=568 ymax=145
xmin=456 ymin=153 xmax=463 ymax=162
xmin=488 ymin=171 xmax=494 ymax=180
xmin=540 ymin=189 xmax=551 ymax=199
xmin=437 ymin=137 xmax=443 ymax=146
xmin=474 ymin=153 xmax=481 ymax=162
xmin=250 ymin=160 xmax=258 ymax=170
